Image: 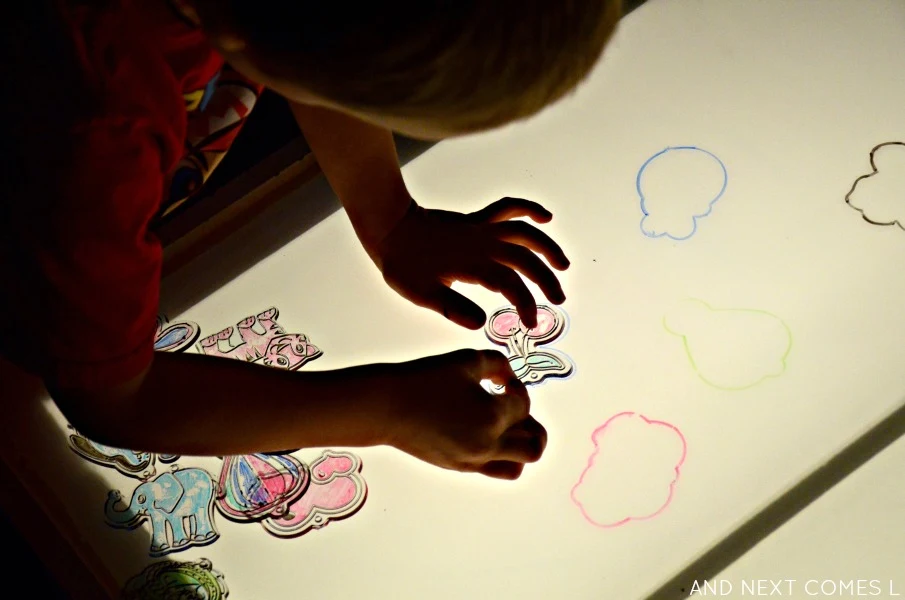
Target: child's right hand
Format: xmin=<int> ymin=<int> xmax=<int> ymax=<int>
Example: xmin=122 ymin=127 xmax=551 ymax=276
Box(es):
xmin=383 ymin=349 xmax=547 ymax=480
xmin=49 ymin=343 xmax=545 ymax=476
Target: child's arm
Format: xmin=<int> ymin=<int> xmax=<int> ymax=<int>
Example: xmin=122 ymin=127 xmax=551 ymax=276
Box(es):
xmin=290 ymin=103 xmax=570 ymax=330
xmin=14 ymin=118 xmax=542 ymax=480
xmin=53 ymin=348 xmax=545 ymax=480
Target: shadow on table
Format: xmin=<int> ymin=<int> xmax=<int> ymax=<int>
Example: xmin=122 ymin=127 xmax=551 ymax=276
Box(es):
xmin=0 ymin=509 xmax=68 ymax=598
xmin=646 ymin=399 xmax=905 ymax=600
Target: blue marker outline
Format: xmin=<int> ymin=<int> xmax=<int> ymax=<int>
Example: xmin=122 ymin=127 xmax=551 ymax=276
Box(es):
xmin=637 ymin=146 xmax=728 ymax=241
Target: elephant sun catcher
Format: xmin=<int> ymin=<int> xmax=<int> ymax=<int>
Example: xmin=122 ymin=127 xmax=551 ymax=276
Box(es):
xmin=105 ymin=466 xmax=220 ymax=557
xmin=65 ymin=308 xmax=369 ymax=558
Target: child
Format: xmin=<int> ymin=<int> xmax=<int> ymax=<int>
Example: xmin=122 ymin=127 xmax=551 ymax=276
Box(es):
xmin=0 ymin=0 xmax=622 ymax=480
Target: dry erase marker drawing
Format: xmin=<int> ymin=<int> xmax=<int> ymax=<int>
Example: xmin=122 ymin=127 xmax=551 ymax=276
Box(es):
xmin=105 ymin=467 xmax=220 ymax=557
xmin=198 ymin=306 xmax=322 ymax=370
xmin=262 ymin=450 xmax=367 ymax=538
xmin=637 ymin=146 xmax=728 ymax=240
xmin=571 ymin=412 xmax=686 ymax=528
xmin=664 ymin=298 xmax=792 ymax=391
xmin=122 ymin=558 xmax=229 ymax=600
xmin=215 ymin=453 xmax=310 ymax=522
xmin=154 ymin=315 xmax=200 ymax=353
xmin=845 ymin=142 xmax=905 ymax=230
xmin=484 ymin=304 xmax=574 ymax=387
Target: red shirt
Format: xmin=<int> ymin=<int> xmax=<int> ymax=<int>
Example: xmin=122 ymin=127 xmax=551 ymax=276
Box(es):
xmin=0 ymin=0 xmax=262 ymax=391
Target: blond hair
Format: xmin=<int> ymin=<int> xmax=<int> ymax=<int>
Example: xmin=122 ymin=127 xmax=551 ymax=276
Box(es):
xmin=198 ymin=1 xmax=623 ymax=131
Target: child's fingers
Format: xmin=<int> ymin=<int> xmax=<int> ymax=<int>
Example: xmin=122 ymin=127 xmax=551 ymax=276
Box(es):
xmin=491 ymin=221 xmax=571 ymax=270
xmin=462 ymin=263 xmax=537 ymax=328
xmin=477 ymin=460 xmax=525 ymax=480
xmin=469 ymin=197 xmax=553 ymax=224
xmin=494 ymin=378 xmax=531 ymax=429
xmin=422 ymin=286 xmax=486 ymax=330
xmin=512 ymin=416 xmax=548 ymax=455
xmin=472 ymin=349 xmax=519 ymax=385
xmin=492 ymin=432 xmax=545 ymax=464
xmin=473 ymin=351 xmax=532 ymax=425
xmin=492 ymin=242 xmax=566 ymax=305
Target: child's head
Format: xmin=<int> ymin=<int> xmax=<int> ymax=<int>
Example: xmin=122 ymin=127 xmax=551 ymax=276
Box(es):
xmin=191 ymin=1 xmax=623 ymax=139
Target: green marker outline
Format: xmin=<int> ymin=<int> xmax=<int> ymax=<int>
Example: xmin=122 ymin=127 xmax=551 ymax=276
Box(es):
xmin=663 ymin=298 xmax=793 ymax=391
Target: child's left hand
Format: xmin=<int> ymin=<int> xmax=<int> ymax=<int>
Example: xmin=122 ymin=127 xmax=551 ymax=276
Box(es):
xmin=370 ymin=197 xmax=570 ymax=330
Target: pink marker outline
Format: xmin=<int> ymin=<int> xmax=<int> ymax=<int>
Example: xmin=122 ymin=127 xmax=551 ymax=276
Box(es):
xmin=570 ymin=412 xmax=687 ymax=528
